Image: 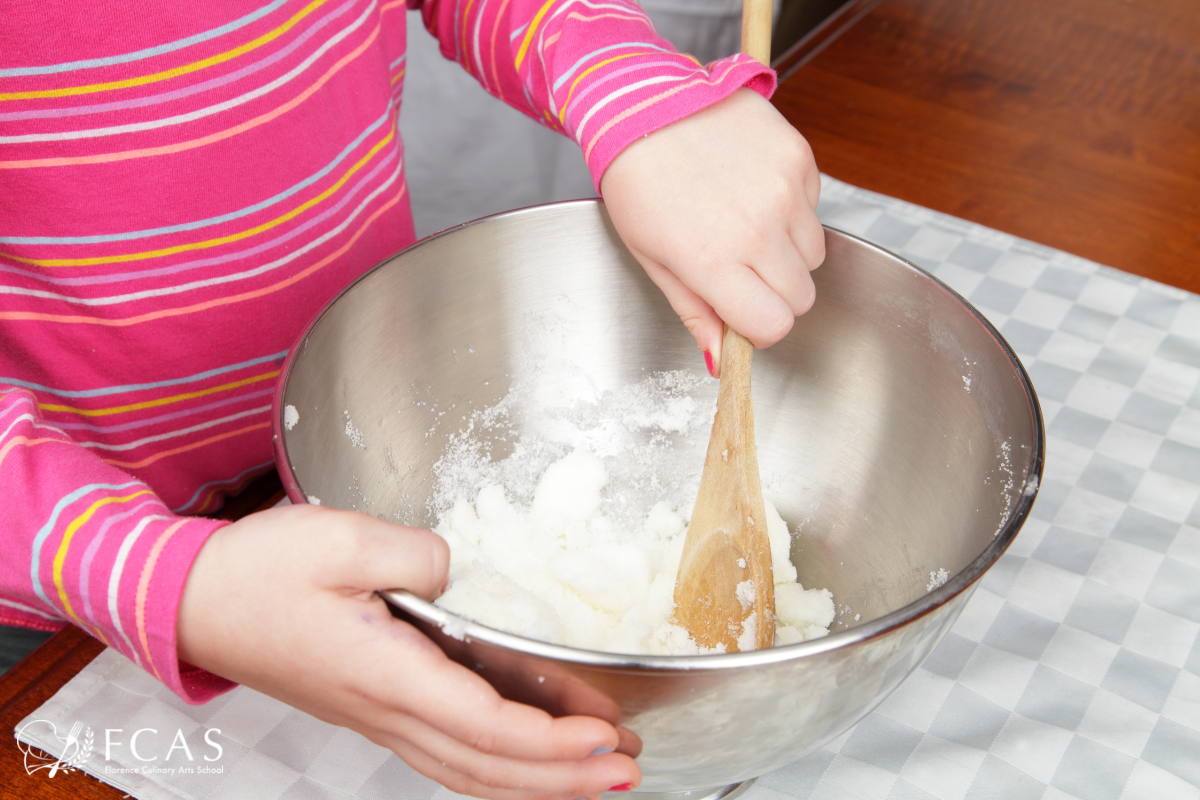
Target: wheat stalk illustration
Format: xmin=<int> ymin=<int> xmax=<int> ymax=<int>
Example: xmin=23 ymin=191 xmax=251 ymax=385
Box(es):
xmin=67 ymin=727 xmax=95 ymax=772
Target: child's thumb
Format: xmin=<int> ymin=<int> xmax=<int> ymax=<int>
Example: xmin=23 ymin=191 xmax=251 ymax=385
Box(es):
xmin=324 ymin=514 xmax=450 ymax=601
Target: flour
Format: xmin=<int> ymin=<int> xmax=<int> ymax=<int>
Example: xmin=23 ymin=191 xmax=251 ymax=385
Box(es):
xmin=428 ymin=372 xmax=835 ymax=656
xmin=926 ymin=568 xmax=950 ymax=592
xmin=343 ymin=410 xmax=365 ymax=449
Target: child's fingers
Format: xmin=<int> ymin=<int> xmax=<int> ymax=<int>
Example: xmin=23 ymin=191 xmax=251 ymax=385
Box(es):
xmin=355 ymin=638 xmax=640 ymax=797
xmin=789 ymin=204 xmax=826 ymax=277
xmin=636 ymin=232 xmax=810 ymax=368
xmin=742 ymin=224 xmax=817 ymax=317
xmin=632 ymin=251 xmax=725 ymax=372
xmin=316 ymin=510 xmax=450 ymax=600
xmin=804 ymin=166 xmax=822 ymax=217
xmin=382 ymin=630 xmax=620 ymax=762
xmin=684 ymin=260 xmax=795 ymax=350
xmin=343 ymin=620 xmax=639 ymax=797
xmin=308 ymin=514 xmax=621 ymax=764
xmin=378 ymin=716 xmax=638 ymax=800
xmin=375 ymin=715 xmax=638 ymax=799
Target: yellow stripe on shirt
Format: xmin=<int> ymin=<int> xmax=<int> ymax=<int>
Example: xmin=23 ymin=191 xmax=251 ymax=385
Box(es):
xmin=513 ymin=0 xmax=558 ymax=71
xmin=7 ymin=126 xmax=394 ymax=267
xmin=53 ymin=490 xmax=154 ymax=620
xmin=39 ymin=370 xmax=280 ymax=417
xmin=0 ymin=0 xmax=330 ymax=102
xmin=558 ymin=51 xmax=653 ymax=122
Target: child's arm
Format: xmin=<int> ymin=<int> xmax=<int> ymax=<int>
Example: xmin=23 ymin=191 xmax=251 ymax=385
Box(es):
xmin=0 ymin=388 xmax=232 ymax=701
xmin=1 ymin=387 xmax=639 ymax=798
xmin=408 ymin=0 xmax=776 ymax=198
xmin=409 ymin=0 xmax=824 ymax=374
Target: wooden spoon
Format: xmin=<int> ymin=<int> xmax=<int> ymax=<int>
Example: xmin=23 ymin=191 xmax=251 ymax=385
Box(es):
xmin=673 ymin=326 xmax=775 ymax=652
xmin=671 ymin=0 xmax=777 ymax=653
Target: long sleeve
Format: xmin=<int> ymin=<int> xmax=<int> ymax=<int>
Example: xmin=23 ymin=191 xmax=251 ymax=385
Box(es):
xmin=0 ymin=0 xmax=772 ymax=710
xmin=1 ymin=0 xmax=416 ymax=708
xmin=409 ymin=0 xmax=777 ymax=188
xmin=0 ymin=388 xmax=234 ymax=702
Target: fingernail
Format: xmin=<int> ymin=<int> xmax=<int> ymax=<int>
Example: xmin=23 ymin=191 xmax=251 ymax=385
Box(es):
xmin=609 ymin=783 xmax=634 ymax=792
xmin=590 ymin=744 xmax=614 ymax=756
xmin=703 ymin=350 xmax=714 ymax=376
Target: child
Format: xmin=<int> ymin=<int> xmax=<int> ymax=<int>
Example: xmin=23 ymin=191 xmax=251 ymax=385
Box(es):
xmin=0 ymin=1 xmax=822 ymax=797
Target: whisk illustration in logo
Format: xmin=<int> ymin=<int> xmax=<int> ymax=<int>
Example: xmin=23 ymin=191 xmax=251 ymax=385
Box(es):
xmin=16 ymin=719 xmax=94 ymax=777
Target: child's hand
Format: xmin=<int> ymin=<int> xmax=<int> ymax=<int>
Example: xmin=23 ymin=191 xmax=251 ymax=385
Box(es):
xmin=600 ymin=87 xmax=824 ymax=377
xmin=177 ymin=505 xmax=640 ymax=799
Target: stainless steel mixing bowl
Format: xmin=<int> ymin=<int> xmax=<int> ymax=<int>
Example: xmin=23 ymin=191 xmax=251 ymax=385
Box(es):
xmin=273 ymin=200 xmax=1043 ymax=798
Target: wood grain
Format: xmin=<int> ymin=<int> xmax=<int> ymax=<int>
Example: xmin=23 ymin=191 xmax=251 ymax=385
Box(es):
xmin=774 ymin=0 xmax=1200 ymax=293
xmin=1 ymin=626 xmax=112 ymax=798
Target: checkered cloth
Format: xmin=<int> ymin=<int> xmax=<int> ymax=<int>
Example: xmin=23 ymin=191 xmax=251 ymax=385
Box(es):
xmin=17 ymin=177 xmax=1200 ymax=799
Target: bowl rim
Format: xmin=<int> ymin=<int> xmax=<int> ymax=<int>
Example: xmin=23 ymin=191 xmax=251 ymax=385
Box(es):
xmin=272 ymin=198 xmax=1047 ymax=671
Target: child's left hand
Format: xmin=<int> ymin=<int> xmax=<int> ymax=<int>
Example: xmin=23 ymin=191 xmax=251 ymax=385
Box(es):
xmin=600 ymin=87 xmax=824 ymax=377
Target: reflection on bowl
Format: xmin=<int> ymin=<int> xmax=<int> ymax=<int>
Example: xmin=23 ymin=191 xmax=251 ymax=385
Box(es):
xmin=274 ymin=200 xmax=1043 ymax=798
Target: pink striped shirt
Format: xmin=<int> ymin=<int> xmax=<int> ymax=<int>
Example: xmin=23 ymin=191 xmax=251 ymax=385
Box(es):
xmin=0 ymin=0 xmax=773 ymax=702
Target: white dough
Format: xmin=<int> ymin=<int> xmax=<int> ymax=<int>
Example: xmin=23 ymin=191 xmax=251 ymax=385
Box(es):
xmin=424 ymin=371 xmax=835 ymax=656
xmin=736 ymin=579 xmax=755 ymax=611
xmin=434 ymin=447 xmax=834 ymax=655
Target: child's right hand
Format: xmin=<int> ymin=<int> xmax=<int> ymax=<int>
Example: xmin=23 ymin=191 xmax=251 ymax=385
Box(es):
xmin=599 ymin=87 xmax=824 ymax=378
xmin=177 ymin=504 xmax=640 ymax=799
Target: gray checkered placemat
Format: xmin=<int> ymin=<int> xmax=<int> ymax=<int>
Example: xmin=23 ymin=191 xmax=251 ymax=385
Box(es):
xmin=16 ymin=177 xmax=1200 ymax=800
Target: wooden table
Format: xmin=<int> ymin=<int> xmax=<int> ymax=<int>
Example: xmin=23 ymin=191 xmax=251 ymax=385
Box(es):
xmin=773 ymin=0 xmax=1200 ymax=294
xmin=4 ymin=0 xmax=1197 ymax=794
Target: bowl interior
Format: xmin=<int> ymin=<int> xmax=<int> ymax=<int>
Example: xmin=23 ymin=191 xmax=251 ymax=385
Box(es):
xmin=278 ymin=200 xmax=1042 ymax=633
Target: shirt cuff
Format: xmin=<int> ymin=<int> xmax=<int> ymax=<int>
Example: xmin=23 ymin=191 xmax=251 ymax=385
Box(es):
xmin=133 ymin=515 xmax=237 ymax=704
xmin=580 ymin=53 xmax=777 ymax=192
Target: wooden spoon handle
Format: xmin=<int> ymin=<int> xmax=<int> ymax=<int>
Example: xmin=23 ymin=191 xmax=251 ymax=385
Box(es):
xmin=741 ymin=0 xmax=773 ymax=65
xmin=716 ymin=0 xmax=771 ymax=537
xmin=720 ymin=0 xmax=772 ymax=381
xmin=720 ymin=325 xmax=754 ymax=403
